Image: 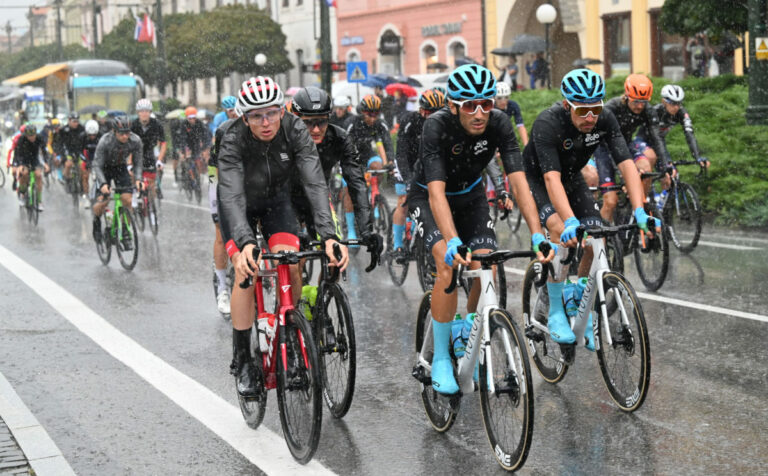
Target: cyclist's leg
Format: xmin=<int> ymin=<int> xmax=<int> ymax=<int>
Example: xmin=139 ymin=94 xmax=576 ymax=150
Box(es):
xmin=81 ymin=160 xmax=90 ymax=196
xmin=18 ymin=165 xmax=29 ymax=190
xmin=144 ymin=170 xmax=157 ymax=202
xmin=582 ymin=158 xmax=599 ymax=189
xmin=33 ymin=166 xmax=43 ymax=200
xmin=456 ymin=191 xmax=498 ymax=314
xmin=63 ymin=156 xmax=73 ymax=180
xmin=261 ymin=197 xmax=302 ymax=304
xmin=340 ymin=177 xmax=357 ymax=240
xmin=630 ymin=139 xmax=653 ymax=195
xmin=595 ymin=144 xmax=618 ymax=223
xmin=392 ymin=189 xmax=408 ymax=251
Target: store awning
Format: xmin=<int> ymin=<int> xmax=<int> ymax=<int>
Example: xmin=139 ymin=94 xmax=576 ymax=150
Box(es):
xmin=2 ymin=63 xmax=69 ymax=86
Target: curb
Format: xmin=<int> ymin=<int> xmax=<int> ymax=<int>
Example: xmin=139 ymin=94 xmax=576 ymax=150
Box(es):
xmin=0 ymin=371 xmax=76 ymax=476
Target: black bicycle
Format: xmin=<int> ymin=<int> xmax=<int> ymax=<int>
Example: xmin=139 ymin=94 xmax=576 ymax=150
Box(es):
xmin=662 ymin=160 xmax=706 ymax=253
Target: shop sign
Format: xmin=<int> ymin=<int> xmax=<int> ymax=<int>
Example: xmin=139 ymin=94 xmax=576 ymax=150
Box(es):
xmin=341 ymin=36 xmax=364 ymax=46
xmin=421 ymin=22 xmax=462 ymax=37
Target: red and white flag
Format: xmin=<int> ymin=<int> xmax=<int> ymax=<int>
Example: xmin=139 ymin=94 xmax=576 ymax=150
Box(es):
xmin=81 ymin=33 xmax=92 ymax=50
xmin=137 ymin=13 xmax=156 ymax=46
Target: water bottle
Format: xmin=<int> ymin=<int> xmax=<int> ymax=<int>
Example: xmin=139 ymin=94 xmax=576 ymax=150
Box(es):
xmin=451 ymin=314 xmax=465 ymax=357
xmin=658 ymin=189 xmax=669 ymax=208
xmin=460 ymin=313 xmax=477 ymax=354
xmin=257 ymin=312 xmax=276 ymax=353
xmin=105 ymin=209 xmax=114 ymax=225
xmin=563 ymin=280 xmax=578 ymax=317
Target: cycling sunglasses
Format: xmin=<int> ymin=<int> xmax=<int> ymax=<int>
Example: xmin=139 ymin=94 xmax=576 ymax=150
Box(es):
xmin=302 ymin=117 xmax=329 ymax=129
xmin=245 ymin=108 xmax=281 ymax=124
xmin=565 ymin=99 xmax=604 ymax=118
xmin=664 ymin=99 xmax=681 ymax=106
xmin=627 ymin=98 xmax=649 ymax=106
xmin=362 ymin=111 xmax=379 ymax=118
xmin=451 ymin=98 xmax=495 ymax=115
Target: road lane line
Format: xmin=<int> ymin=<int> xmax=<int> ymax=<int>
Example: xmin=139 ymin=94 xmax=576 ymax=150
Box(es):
xmin=694 ymin=241 xmax=761 ymax=251
xmin=162 ymin=198 xmax=209 ymax=212
xmin=0 ymin=244 xmax=336 ymax=476
xmin=504 ymin=267 xmax=768 ymax=323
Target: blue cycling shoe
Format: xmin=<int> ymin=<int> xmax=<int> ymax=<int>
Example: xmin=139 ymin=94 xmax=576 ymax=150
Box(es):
xmin=546 ymin=282 xmax=576 ymax=344
xmin=585 ymin=313 xmax=595 ymax=352
xmin=431 ymin=358 xmax=459 ymax=394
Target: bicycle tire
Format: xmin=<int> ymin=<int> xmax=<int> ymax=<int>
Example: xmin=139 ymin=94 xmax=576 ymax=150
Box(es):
xmin=373 ymin=195 xmax=391 ymax=239
xmin=415 ymin=236 xmax=436 ymax=293
xmin=148 ymin=195 xmax=159 ymax=236
xmin=316 ymin=282 xmax=356 ymax=418
xmin=276 ymin=309 xmax=323 ymax=464
xmin=95 ymin=214 xmax=111 ymax=265
xmin=301 ymin=259 xmax=314 ymax=286
xmin=479 ymin=308 xmax=534 ymax=472
xmin=116 ymin=208 xmax=139 ymax=271
xmin=607 ymin=234 xmax=625 ymax=274
xmin=633 ymin=220 xmax=669 ymax=292
xmin=135 ymin=198 xmax=146 ymax=232
xmin=238 ymin=329 xmax=268 ymax=429
xmin=414 ymin=292 xmax=459 ymax=432
xmin=595 ymin=271 xmax=651 ymax=412
xmin=664 ymin=182 xmax=702 ymax=254
xmin=521 ymin=260 xmax=568 ymax=383
xmin=29 ymin=187 xmax=39 ymax=226
xmin=386 ymin=210 xmax=409 ymax=286
xmin=0 ymin=166 xmax=5 ymax=188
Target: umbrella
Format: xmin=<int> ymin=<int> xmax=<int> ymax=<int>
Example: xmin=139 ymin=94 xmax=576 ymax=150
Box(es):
xmin=78 ymin=104 xmax=106 ymax=115
xmin=165 ymin=108 xmax=185 ymax=120
xmin=572 ymin=58 xmax=602 ymax=67
xmin=455 ymin=56 xmax=480 ymax=67
xmin=362 ymin=73 xmax=396 ymax=89
xmin=510 ymin=34 xmax=550 ymax=54
xmin=385 ymin=83 xmax=418 ymax=98
xmin=284 ymin=86 xmax=301 ymax=96
xmin=393 ymin=75 xmax=422 ymax=87
xmin=490 ymin=47 xmax=516 ymax=56
xmin=426 ymin=62 xmax=449 ymax=71
xmin=435 ymin=74 xmax=449 ymax=83
xmin=107 ymin=109 xmax=127 ymax=118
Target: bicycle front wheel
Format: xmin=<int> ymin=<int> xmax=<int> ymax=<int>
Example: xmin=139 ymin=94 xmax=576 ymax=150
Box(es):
xmin=29 ymin=188 xmax=39 ymax=226
xmin=95 ymin=214 xmax=111 ymax=265
xmin=479 ymin=309 xmax=534 ymax=472
xmin=316 ymin=283 xmax=356 ymax=418
xmin=148 ymin=195 xmax=159 ymax=235
xmin=116 ymin=208 xmax=139 ymax=271
xmin=373 ymin=195 xmax=391 ymax=238
xmin=135 ymin=199 xmax=146 ymax=232
xmin=664 ymin=182 xmax=702 ymax=253
xmin=633 ymin=223 xmax=669 ymax=292
xmin=238 ymin=333 xmax=267 ymax=429
xmin=595 ymin=272 xmax=651 ymax=412
xmin=276 ymin=310 xmax=322 ymax=464
xmin=386 ymin=211 xmax=409 ymax=286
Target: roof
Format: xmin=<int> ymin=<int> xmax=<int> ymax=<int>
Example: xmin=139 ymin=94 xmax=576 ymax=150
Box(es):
xmin=2 ymin=63 xmax=69 ymax=86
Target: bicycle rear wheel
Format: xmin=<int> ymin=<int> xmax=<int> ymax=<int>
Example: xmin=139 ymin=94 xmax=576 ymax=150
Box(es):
xmin=414 ymin=292 xmax=459 ymax=432
xmin=521 ymin=260 xmax=568 ymax=383
xmin=633 ymin=221 xmax=669 ymax=291
xmin=595 ymin=272 xmax=650 ymax=412
xmin=664 ymin=182 xmax=702 ymax=254
xmin=479 ymin=309 xmax=534 ymax=472
xmin=0 ymin=166 xmax=5 ymax=188
xmin=607 ymin=234 xmax=625 ymax=274
xmin=116 ymin=208 xmax=139 ymax=271
xmin=148 ymin=195 xmax=159 ymax=235
xmin=194 ymin=174 xmax=202 ymax=204
xmin=95 ymin=214 xmax=111 ymax=265
xmin=135 ymin=198 xmax=146 ymax=232
xmin=373 ymin=195 xmax=391 ymax=238
xmin=238 ymin=332 xmax=267 ymax=429
xmin=316 ymin=282 xmax=356 ymax=418
xmin=276 ymin=310 xmax=322 ymax=464
xmin=386 ymin=211 xmax=409 ymax=286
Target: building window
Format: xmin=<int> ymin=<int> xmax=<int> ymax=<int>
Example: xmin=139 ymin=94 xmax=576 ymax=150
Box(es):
xmin=171 ymin=0 xmax=178 ymax=14
xmin=603 ymin=13 xmax=631 ymax=78
xmin=421 ymin=43 xmax=438 ymax=73
xmin=650 ymin=10 xmax=685 ymax=80
xmin=199 ymin=0 xmax=206 ymax=12
xmin=378 ymin=29 xmax=402 ymax=75
xmin=203 ymin=77 xmax=212 ymax=94
xmin=447 ymin=39 xmax=467 ymax=67
xmin=347 ymin=50 xmax=360 ymax=63
xmin=297 ymin=0 xmax=303 ymax=5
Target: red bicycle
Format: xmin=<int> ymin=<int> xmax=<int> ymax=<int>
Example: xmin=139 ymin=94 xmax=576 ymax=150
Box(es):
xmin=134 ymin=177 xmax=159 ymax=236
xmin=486 ymin=173 xmax=522 ymax=233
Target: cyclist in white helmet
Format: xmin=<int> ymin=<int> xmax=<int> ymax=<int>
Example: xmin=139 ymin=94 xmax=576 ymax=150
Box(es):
xmin=131 ymin=98 xmax=167 ymax=203
xmin=330 ymin=95 xmax=354 ymax=129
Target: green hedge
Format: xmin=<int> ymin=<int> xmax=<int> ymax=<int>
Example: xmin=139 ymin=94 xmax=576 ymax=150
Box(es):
xmin=512 ymin=74 xmax=768 ymax=227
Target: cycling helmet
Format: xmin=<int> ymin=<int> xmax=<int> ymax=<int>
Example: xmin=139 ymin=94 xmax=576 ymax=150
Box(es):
xmin=113 ymin=115 xmax=132 ymax=132
xmin=661 ymin=84 xmax=685 ymax=103
xmin=51 ymin=118 xmax=61 ymax=127
xmin=291 ymin=87 xmax=331 ymax=116
xmin=433 ymin=86 xmax=447 ymax=96
xmin=359 ymin=94 xmax=382 ymax=112
xmin=560 ymin=69 xmax=605 ymax=103
xmin=136 ymin=98 xmax=153 ymax=111
xmin=624 ymin=74 xmax=653 ymax=100
xmin=419 ymin=89 xmax=446 ymax=111
xmin=23 ymin=123 xmax=36 ymax=135
xmin=496 ymin=82 xmax=512 ymax=97
xmin=221 ymin=95 xmax=237 ymax=110
xmin=85 ymin=119 xmax=99 ymax=135
xmin=333 ymin=96 xmax=351 ymax=108
xmin=446 ymin=64 xmax=496 ymax=100
xmin=184 ymin=106 xmax=197 ymax=118
xmin=68 ymin=111 xmax=80 ymax=120
xmin=97 ymin=110 xmax=107 ymax=119
xmin=236 ymin=76 xmax=284 ymax=113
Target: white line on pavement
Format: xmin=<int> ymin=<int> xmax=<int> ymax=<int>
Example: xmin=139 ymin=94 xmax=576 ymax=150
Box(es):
xmin=504 ymin=267 xmax=768 ymax=324
xmin=162 ymin=198 xmax=209 ymax=212
xmin=695 ymin=240 xmax=761 ymax=251
xmin=0 ymin=244 xmax=336 ymax=476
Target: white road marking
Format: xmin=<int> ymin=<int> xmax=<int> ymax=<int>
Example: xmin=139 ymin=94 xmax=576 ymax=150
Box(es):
xmin=693 ymin=240 xmax=761 ymax=251
xmin=504 ymin=267 xmax=768 ymax=324
xmin=0 ymin=244 xmax=336 ymax=476
xmin=162 ymin=198 xmax=209 ymax=212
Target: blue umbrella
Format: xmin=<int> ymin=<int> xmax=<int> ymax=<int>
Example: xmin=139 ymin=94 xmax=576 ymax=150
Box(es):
xmin=362 ymin=73 xmax=396 ymax=89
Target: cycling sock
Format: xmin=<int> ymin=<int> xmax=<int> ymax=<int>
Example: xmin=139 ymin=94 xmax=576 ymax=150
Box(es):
xmin=215 ymin=268 xmax=228 ymax=294
xmin=546 ymin=281 xmax=576 ymax=344
xmin=392 ymin=223 xmax=406 ymax=250
xmin=345 ymin=212 xmax=357 ymax=238
xmin=431 ymin=319 xmax=459 ymax=394
xmin=432 ymin=319 xmax=452 ymax=362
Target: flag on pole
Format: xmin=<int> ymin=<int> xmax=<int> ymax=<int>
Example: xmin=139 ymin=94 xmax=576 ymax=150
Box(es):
xmin=325 ymin=0 xmax=337 ymax=7
xmin=133 ymin=12 xmax=142 ymax=41
xmin=81 ymin=33 xmax=92 ymax=50
xmin=138 ymin=13 xmax=155 ymax=45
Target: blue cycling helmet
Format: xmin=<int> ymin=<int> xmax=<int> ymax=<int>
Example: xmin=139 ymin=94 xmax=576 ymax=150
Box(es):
xmin=560 ymin=69 xmax=605 ymax=103
xmin=446 ymin=64 xmax=497 ymax=100
xmin=221 ymin=95 xmax=237 ymax=110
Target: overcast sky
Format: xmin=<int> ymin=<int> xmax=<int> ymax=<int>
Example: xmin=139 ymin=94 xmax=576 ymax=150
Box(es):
xmin=4 ymin=0 xmax=42 ymax=35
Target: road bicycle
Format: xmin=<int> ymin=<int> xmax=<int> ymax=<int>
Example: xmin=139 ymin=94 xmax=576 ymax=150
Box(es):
xmin=94 ymin=188 xmax=139 ymax=271
xmin=237 ymin=247 xmax=323 ymax=464
xmin=66 ymin=155 xmax=84 ymax=208
xmin=412 ymin=246 xmax=536 ymax=472
xmin=180 ymin=155 xmax=203 ymax=204
xmin=521 ymin=224 xmax=651 ymax=412
xmin=134 ymin=178 xmax=159 ymax=236
xmin=365 ymin=167 xmax=391 ymax=244
xmin=298 ymin=238 xmax=378 ymax=419
xmin=661 ymin=159 xmax=706 ymax=253
xmin=0 ymin=163 xmax=5 ymax=188
xmin=486 ymin=174 xmax=522 ymax=234
xmin=214 ymin=233 xmax=275 ymax=321
xmin=18 ymin=168 xmax=40 ymax=226
xmin=385 ymin=212 xmax=426 ymax=287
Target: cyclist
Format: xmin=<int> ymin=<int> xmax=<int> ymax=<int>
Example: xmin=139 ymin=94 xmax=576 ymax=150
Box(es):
xmin=44 ymin=118 xmax=65 ymax=182
xmin=7 ymin=124 xmax=25 ymax=191
xmin=131 ymin=98 xmax=167 ymax=204
xmin=96 ymin=110 xmax=111 ymax=135
xmin=61 ymin=112 xmax=86 ymax=192
xmin=344 ymin=94 xmax=394 ymax=241
xmin=210 ymin=96 xmax=239 ymax=135
xmin=169 ymin=114 xmax=185 ymax=185
xmin=637 ymin=84 xmax=710 ymax=169
xmin=14 ymin=124 xmax=50 ymax=210
xmin=91 ymin=115 xmax=143 ymax=246
xmin=180 ymin=106 xmax=209 ymax=185
xmin=409 ymin=64 xmax=552 ymax=395
xmin=595 ymin=73 xmax=673 ymax=224
xmin=330 ymin=95 xmax=354 ymax=129
xmin=217 ymin=76 xmax=348 ymax=397
xmin=523 ymin=68 xmax=658 ymax=347
xmin=78 ymin=119 xmax=102 ymax=207
xmin=494 ymin=81 xmax=529 ymax=146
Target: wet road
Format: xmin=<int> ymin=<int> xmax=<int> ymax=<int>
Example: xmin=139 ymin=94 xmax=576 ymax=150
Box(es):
xmin=0 ymin=181 xmax=766 ymax=475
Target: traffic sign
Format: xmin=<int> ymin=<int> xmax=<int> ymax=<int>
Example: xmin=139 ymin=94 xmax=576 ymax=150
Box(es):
xmin=756 ymin=37 xmax=768 ymax=61
xmin=347 ymin=61 xmax=368 ymax=83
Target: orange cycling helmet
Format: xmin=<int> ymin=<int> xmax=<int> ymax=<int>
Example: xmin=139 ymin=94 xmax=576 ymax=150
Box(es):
xmin=624 ymin=74 xmax=653 ymax=100
xmin=360 ymin=94 xmax=382 ymax=113
xmin=419 ymin=89 xmax=446 ymax=111
xmin=184 ymin=106 xmax=198 ymax=118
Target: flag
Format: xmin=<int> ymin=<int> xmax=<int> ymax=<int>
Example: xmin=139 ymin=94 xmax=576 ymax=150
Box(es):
xmin=325 ymin=0 xmax=337 ymax=7
xmin=133 ymin=12 xmax=142 ymax=41
xmin=138 ymin=13 xmax=155 ymax=45
xmin=81 ymin=33 xmax=91 ymax=50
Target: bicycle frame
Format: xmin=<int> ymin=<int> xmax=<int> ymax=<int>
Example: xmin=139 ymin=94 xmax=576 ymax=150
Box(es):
xmin=254 ymin=262 xmax=294 ymax=390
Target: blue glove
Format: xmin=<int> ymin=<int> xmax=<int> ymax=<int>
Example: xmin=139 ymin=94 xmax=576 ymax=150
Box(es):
xmin=531 ymin=233 xmax=553 ymax=255
xmin=561 ymin=217 xmax=580 ymax=243
xmin=394 ymin=182 xmax=407 ymax=196
xmin=634 ymin=207 xmax=659 ymax=232
xmin=444 ymin=237 xmax=464 ymax=267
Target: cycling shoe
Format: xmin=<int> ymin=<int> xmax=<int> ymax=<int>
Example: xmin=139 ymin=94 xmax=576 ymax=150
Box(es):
xmin=431 ymin=358 xmax=459 ymax=395
xmin=547 ymin=281 xmax=576 ymax=344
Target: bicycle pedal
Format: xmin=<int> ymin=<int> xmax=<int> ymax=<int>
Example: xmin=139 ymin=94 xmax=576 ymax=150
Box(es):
xmin=525 ymin=326 xmax=545 ymax=342
xmin=411 ymin=365 xmax=431 ymax=385
xmin=559 ymin=343 xmax=576 ymax=366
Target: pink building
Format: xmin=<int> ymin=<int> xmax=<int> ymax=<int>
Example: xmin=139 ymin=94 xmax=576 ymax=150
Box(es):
xmin=337 ymin=0 xmax=483 ymax=76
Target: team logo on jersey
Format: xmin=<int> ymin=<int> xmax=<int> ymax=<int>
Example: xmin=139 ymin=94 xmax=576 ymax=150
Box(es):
xmin=473 ymin=140 xmax=489 ymax=155
xmin=280 ymin=152 xmax=289 ymax=161
xmin=584 ymin=133 xmax=600 ymax=146
xmin=563 ymin=138 xmax=574 ymax=150
xmin=451 ymin=143 xmax=464 ymax=155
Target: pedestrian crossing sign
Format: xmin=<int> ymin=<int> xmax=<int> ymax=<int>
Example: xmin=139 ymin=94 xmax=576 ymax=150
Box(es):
xmin=756 ymin=38 xmax=768 ymax=60
xmin=347 ymin=61 xmax=368 ymax=83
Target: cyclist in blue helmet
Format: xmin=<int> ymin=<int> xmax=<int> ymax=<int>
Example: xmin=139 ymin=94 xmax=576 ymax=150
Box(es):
xmin=210 ymin=95 xmax=239 ymax=136
xmin=407 ymin=64 xmax=553 ymax=394
xmin=522 ymin=68 xmax=657 ymax=348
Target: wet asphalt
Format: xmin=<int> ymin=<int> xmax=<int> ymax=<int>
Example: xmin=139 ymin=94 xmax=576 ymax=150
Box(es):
xmin=0 ymin=179 xmax=766 ymax=475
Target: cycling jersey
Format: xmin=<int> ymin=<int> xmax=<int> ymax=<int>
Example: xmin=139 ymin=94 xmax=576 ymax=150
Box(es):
xmin=14 ymin=134 xmax=46 ymax=169
xmin=180 ymin=120 xmax=208 ymax=158
xmin=43 ymin=126 xmax=64 ymax=159
xmin=7 ymin=132 xmax=21 ymax=167
xmin=346 ymin=115 xmax=394 ymax=165
xmin=92 ymin=131 xmax=143 ymax=191
xmin=394 ymin=111 xmax=424 ymax=186
xmin=330 ymin=112 xmax=354 ymax=130
xmin=603 ymin=96 xmax=670 ymax=168
xmin=217 ymin=113 xmax=336 ymax=249
xmin=60 ymin=124 xmax=85 ymax=159
xmin=130 ymin=117 xmax=166 ymax=170
xmin=210 ymin=111 xmax=228 ymax=136
xmin=80 ymin=132 xmax=101 ymax=164
xmin=637 ymin=103 xmax=701 ymax=160
xmin=498 ymin=100 xmax=525 ymax=127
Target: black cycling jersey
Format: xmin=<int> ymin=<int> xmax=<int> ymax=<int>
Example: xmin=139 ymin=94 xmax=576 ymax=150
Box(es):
xmin=180 ymin=120 xmax=208 ymax=158
xmin=346 ymin=115 xmax=394 ymax=164
xmin=131 ymin=117 xmax=167 ymax=168
xmin=415 ymin=108 xmax=523 ymax=194
xmin=80 ymin=132 xmax=101 ymax=163
xmin=15 ymin=134 xmax=46 ymax=168
xmin=330 ymin=112 xmax=354 ymax=130
xmin=498 ymin=100 xmax=525 ymax=126
xmin=604 ymin=96 xmax=669 ymax=168
xmin=394 ymin=111 xmax=424 ymax=185
xmin=92 ymin=131 xmax=143 ymax=189
xmin=217 ymin=112 xmax=336 ymax=248
xmin=637 ymin=103 xmax=701 ymax=160
xmin=60 ymin=124 xmax=85 ymax=159
xmin=209 ymin=119 xmax=232 ymax=170
xmin=523 ymin=102 xmax=630 ymax=180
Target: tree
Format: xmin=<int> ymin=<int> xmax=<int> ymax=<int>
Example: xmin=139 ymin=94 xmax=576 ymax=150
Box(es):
xmin=660 ymin=0 xmax=748 ymax=37
xmin=0 ymin=43 xmax=89 ymax=82
xmin=99 ymin=17 xmax=161 ymax=86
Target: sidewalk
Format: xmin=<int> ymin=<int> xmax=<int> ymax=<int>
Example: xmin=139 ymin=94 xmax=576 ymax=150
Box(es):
xmin=0 ymin=417 xmax=31 ymax=475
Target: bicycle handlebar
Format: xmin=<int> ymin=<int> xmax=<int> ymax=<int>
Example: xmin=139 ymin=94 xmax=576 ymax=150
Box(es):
xmin=444 ymin=245 xmax=468 ymax=294
xmin=306 ymin=237 xmax=381 ymax=273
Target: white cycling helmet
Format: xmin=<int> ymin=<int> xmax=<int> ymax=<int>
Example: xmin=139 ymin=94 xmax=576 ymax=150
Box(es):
xmin=333 ymin=96 xmax=351 ymax=108
xmin=661 ymin=84 xmax=685 ymax=103
xmin=136 ymin=98 xmax=153 ymax=111
xmin=85 ymin=119 xmax=99 ymax=135
xmin=496 ymin=82 xmax=512 ymax=97
xmin=236 ymin=76 xmax=284 ymax=114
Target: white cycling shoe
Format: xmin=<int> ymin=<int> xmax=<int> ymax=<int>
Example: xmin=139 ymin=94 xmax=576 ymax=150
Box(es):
xmin=217 ymin=291 xmax=231 ymax=315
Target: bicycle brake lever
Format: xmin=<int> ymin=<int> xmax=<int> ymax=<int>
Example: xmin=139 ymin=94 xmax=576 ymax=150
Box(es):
xmin=238 ymin=247 xmax=262 ymax=289
xmin=444 ymin=245 xmax=468 ymax=294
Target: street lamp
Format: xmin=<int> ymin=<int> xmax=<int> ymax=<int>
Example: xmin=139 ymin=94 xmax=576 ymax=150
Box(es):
xmin=536 ymin=3 xmax=557 ymax=89
xmin=255 ymin=53 xmax=267 ymax=67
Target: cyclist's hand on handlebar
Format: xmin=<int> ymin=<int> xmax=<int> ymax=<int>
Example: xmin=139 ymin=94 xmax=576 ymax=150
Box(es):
xmin=697 ymin=157 xmax=710 ymax=169
xmin=235 ymin=243 xmax=259 ymax=279
xmin=532 ymin=233 xmax=555 ymax=264
xmin=99 ymin=184 xmax=110 ymax=195
xmin=325 ymin=239 xmax=349 ymax=271
xmin=362 ymin=232 xmax=383 ymax=262
xmin=445 ymin=237 xmax=470 ymax=268
xmin=497 ymin=191 xmax=514 ymax=210
xmin=560 ymin=217 xmax=581 ymax=248
xmin=634 ymin=207 xmax=661 ymax=236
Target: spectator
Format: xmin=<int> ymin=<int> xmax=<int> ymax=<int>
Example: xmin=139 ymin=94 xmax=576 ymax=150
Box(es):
xmin=498 ymin=57 xmax=519 ymax=91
